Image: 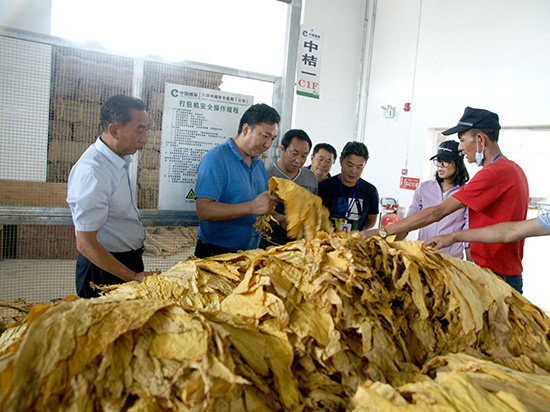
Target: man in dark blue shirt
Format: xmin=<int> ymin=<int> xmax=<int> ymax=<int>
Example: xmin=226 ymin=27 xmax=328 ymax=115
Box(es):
xmin=318 ymin=141 xmax=379 ymax=232
xmin=194 ymin=104 xmax=280 ymax=258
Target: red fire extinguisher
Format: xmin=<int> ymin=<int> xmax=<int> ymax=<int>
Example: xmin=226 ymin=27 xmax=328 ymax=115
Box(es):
xmin=381 ymin=212 xmax=400 ymax=226
xmin=379 ymin=197 xmax=401 ymax=226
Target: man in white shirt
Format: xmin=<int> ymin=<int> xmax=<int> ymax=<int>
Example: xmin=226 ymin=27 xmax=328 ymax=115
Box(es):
xmin=67 ymin=95 xmax=154 ymax=297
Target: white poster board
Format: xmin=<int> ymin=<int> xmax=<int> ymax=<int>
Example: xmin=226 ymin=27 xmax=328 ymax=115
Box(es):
xmin=158 ymin=84 xmax=253 ymax=210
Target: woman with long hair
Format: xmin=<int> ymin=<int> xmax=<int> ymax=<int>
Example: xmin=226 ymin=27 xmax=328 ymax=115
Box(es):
xmin=404 ymin=140 xmax=470 ymax=259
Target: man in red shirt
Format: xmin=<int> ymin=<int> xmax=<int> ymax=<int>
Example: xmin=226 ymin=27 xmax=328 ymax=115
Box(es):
xmin=361 ymin=107 xmax=529 ymax=293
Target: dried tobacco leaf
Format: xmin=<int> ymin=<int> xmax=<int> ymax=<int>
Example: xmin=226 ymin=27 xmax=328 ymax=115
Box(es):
xmin=1 ymin=233 xmax=550 ymax=412
xmin=353 ymin=353 xmax=550 ymax=411
xmin=255 ymin=177 xmax=334 ymax=242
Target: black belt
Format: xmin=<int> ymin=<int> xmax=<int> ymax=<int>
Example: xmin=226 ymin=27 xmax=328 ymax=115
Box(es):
xmin=196 ymin=239 xmax=233 ymax=257
xmin=111 ymin=247 xmax=144 ymax=258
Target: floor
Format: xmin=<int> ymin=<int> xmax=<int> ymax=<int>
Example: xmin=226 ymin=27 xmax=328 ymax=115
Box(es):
xmin=0 ymin=250 xmax=194 ymax=304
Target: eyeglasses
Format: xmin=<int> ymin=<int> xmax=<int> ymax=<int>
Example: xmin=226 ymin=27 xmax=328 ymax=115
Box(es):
xmin=432 ymin=159 xmax=451 ymax=168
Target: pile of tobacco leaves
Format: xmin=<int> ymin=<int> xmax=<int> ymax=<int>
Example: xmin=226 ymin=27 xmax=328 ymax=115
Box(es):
xmin=1 ymin=233 xmax=549 ymax=411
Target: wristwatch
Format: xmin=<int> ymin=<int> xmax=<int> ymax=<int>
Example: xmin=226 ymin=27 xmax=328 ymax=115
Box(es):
xmin=379 ymin=226 xmax=388 ymax=239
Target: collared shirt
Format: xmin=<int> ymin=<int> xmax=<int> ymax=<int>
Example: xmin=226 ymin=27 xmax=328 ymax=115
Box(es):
xmin=195 ymin=138 xmax=268 ymax=251
xmin=67 ymin=137 xmax=145 ymax=252
xmin=537 ymin=212 xmax=550 ymax=230
xmin=453 ymin=158 xmax=528 ymax=276
xmin=406 ymin=179 xmax=468 ymax=259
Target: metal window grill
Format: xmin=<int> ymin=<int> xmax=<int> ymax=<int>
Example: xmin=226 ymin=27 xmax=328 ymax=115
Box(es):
xmin=0 ymin=29 xmax=279 ymax=309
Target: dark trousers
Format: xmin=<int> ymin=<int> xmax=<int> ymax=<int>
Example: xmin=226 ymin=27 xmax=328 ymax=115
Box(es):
xmin=194 ymin=239 xmax=233 ymax=258
xmin=494 ymin=272 xmax=523 ymax=294
xmin=75 ymin=249 xmax=144 ymax=298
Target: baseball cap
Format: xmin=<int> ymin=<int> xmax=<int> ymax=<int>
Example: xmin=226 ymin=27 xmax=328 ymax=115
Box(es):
xmin=429 ymin=140 xmax=462 ymax=162
xmin=442 ymin=107 xmax=501 ymax=136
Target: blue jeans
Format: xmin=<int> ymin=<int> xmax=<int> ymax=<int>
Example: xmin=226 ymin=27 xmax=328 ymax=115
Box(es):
xmin=494 ymin=272 xmax=523 ymax=294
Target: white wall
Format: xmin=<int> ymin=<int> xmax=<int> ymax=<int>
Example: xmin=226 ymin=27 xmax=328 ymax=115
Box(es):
xmin=293 ymin=0 xmax=367 ymax=172
xmin=359 ymin=0 xmax=550 ymax=210
xmin=296 ymin=0 xmax=550 ymax=211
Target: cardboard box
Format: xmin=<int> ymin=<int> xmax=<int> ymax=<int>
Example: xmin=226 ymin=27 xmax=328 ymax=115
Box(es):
xmin=52 ymin=75 xmax=79 ymax=99
xmin=138 ymin=168 xmax=159 ymax=190
xmin=0 ymin=180 xmax=68 ymax=208
xmin=17 ymin=225 xmax=78 ymax=259
xmin=49 ymin=120 xmax=73 ymax=140
xmin=79 ymin=60 xmax=101 ymax=83
xmin=77 ymin=79 xmax=103 ymax=102
xmin=52 ymin=99 xmax=83 ymax=123
xmin=73 ymin=122 xmax=101 ymax=142
xmin=47 ymin=162 xmax=73 ymax=183
xmin=55 ymin=55 xmax=83 ymax=79
xmin=98 ymin=63 xmax=133 ymax=88
xmin=147 ymin=131 xmax=162 ymax=151
xmin=148 ymin=91 xmax=165 ymax=111
xmin=138 ymin=149 xmax=160 ymax=170
xmin=48 ymin=139 xmax=88 ymax=164
xmin=137 ymin=187 xmax=158 ymax=209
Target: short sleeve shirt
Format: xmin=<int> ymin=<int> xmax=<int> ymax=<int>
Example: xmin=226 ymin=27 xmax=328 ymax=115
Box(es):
xmin=537 ymin=212 xmax=550 ymax=231
xmin=318 ymin=175 xmax=379 ymax=231
xmin=266 ymin=164 xmax=318 ymax=195
xmin=195 ymin=138 xmax=268 ymax=251
xmin=66 ymin=137 xmax=145 ymax=252
xmin=453 ymin=158 xmax=529 ymax=275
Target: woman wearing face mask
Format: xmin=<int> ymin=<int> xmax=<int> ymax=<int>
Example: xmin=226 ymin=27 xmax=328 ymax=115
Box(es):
xmin=400 ymin=140 xmax=471 ymax=259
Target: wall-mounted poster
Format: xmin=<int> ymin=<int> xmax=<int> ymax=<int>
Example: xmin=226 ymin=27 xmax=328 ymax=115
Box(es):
xmin=158 ymin=84 xmax=253 ymax=210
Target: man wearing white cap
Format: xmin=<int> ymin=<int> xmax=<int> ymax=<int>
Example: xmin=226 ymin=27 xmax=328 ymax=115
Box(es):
xmin=361 ymin=107 xmax=529 ymax=293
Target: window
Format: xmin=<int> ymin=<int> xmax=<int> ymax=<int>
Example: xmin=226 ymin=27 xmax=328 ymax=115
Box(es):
xmin=51 ymin=0 xmax=287 ymax=76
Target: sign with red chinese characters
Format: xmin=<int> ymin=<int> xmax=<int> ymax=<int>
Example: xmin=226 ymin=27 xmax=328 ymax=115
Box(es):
xmin=400 ymin=176 xmax=420 ymax=190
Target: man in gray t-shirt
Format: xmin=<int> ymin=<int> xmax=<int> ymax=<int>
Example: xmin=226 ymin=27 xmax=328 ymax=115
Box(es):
xmin=261 ymin=129 xmax=318 ymax=248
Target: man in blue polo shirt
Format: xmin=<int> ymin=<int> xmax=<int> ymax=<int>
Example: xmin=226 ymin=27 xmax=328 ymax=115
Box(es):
xmin=194 ymin=103 xmax=280 ymax=258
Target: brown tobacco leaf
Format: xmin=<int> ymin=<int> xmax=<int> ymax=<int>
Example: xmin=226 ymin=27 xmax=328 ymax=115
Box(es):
xmin=253 ymin=213 xmax=277 ymax=240
xmin=1 ymin=233 xmax=550 ymax=411
xmin=0 ymin=299 xmax=296 ymax=411
xmin=222 ymin=233 xmax=550 ymax=392
xmin=255 ymin=176 xmax=334 ymax=241
xmin=353 ymin=353 xmax=550 ymax=411
xmin=102 ymin=252 xmax=255 ymax=306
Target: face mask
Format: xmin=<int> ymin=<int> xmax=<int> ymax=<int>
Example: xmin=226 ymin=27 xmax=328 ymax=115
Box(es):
xmin=475 ymin=139 xmax=485 ymax=166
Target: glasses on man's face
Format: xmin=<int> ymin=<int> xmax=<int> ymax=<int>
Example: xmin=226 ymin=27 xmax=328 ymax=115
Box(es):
xmin=432 ymin=159 xmax=450 ymax=168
